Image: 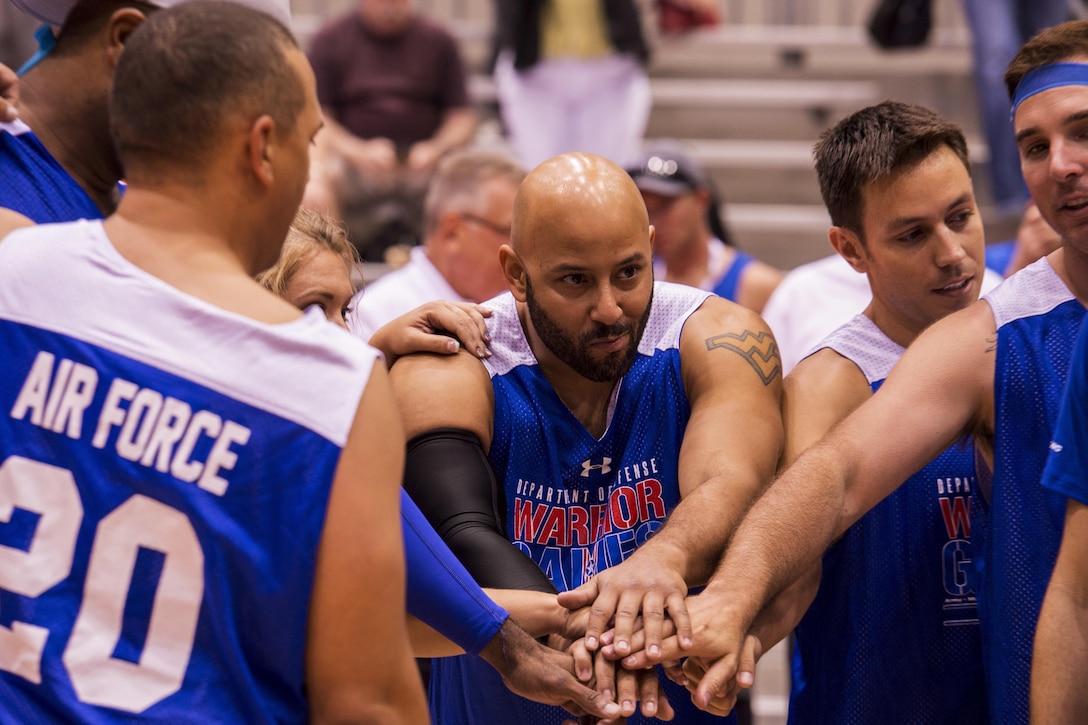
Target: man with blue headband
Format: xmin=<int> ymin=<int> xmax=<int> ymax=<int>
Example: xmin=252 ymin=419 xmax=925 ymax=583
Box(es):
xmin=1010 ymin=21 xmax=1088 ymax=722
xmin=609 ymin=18 xmax=1088 ymax=725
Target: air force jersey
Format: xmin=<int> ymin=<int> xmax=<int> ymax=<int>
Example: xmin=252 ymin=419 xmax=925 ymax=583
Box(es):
xmin=0 ymin=120 xmax=104 ymax=223
xmin=979 ymin=257 xmax=1084 ymax=724
xmin=0 ymin=220 xmax=379 ymax=723
xmin=428 ymin=282 xmax=733 ymax=724
xmin=789 ymin=315 xmax=986 ymax=724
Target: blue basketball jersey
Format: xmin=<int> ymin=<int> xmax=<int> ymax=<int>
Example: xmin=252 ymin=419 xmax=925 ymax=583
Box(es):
xmin=711 ymin=249 xmax=754 ymax=303
xmin=788 ymin=315 xmax=987 ymax=724
xmin=1042 ymin=320 xmax=1088 ymax=504
xmin=0 ymin=120 xmax=104 ymax=223
xmin=979 ymin=257 xmax=1084 ymax=725
xmin=428 ymin=282 xmax=733 ymax=724
xmin=0 ymin=220 xmax=379 ymax=723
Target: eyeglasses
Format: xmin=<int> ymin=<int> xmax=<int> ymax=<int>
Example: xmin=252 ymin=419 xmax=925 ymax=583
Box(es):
xmin=629 ymin=154 xmax=701 ymax=190
xmin=461 ymin=213 xmax=511 ymax=238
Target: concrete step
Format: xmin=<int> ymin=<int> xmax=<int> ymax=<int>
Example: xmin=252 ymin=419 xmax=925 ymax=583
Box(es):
xmin=648 ymin=24 xmax=973 ymax=79
xmin=661 ymin=137 xmax=991 ymax=206
xmin=471 ymin=74 xmax=884 ymax=141
xmin=725 ymin=203 xmax=831 ymax=268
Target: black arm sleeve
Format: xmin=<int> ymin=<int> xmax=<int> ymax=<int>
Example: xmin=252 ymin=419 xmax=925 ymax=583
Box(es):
xmin=404 ymin=428 xmax=557 ymax=594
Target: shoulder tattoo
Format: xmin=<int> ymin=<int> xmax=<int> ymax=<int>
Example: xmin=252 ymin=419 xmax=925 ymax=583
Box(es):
xmin=705 ymin=330 xmax=782 ymax=385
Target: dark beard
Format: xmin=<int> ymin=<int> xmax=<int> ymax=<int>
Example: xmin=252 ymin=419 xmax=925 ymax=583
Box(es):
xmin=524 ymin=276 xmax=652 ymax=383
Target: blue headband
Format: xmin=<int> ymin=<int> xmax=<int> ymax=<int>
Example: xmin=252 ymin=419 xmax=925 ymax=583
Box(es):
xmin=1011 ymin=62 xmax=1088 ymax=120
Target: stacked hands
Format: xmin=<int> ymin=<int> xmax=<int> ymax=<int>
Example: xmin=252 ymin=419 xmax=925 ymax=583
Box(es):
xmin=515 ymin=556 xmax=766 ymax=723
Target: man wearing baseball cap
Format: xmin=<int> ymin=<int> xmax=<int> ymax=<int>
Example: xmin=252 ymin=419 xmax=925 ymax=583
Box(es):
xmin=627 ymin=141 xmax=783 ymax=313
xmin=0 ymin=0 xmax=290 ymax=224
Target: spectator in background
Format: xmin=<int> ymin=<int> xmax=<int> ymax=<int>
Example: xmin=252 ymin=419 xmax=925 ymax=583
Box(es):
xmin=962 ymin=0 xmax=1067 ymax=216
xmin=492 ymin=0 xmax=650 ymax=168
xmin=350 ymin=148 xmax=525 ymax=342
xmin=628 ymin=142 xmax=784 ymax=313
xmin=305 ymin=0 xmax=478 ymax=261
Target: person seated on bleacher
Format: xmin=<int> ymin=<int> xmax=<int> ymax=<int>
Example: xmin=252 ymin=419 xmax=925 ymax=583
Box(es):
xmin=627 ymin=141 xmax=783 ymax=313
xmin=304 ymin=0 xmax=478 ymax=262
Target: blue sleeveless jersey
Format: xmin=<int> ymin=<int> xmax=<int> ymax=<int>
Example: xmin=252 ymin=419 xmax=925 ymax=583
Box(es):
xmin=429 ymin=282 xmax=733 ymax=724
xmin=711 ymin=249 xmax=754 ymax=303
xmin=1042 ymin=321 xmax=1088 ymax=504
xmin=0 ymin=221 xmax=379 ymax=723
xmin=979 ymin=258 xmax=1084 ymax=724
xmin=788 ymin=315 xmax=987 ymax=724
xmin=0 ymin=120 xmax=103 ymax=223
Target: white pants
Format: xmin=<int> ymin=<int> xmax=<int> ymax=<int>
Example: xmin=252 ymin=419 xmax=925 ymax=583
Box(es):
xmin=494 ymin=50 xmax=651 ymax=169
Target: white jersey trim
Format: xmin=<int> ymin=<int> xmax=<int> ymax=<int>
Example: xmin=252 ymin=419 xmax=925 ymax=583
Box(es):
xmin=984 ymin=256 xmax=1075 ymax=329
xmin=0 ymin=118 xmax=33 ymax=137
xmin=809 ymin=314 xmax=904 ymax=385
xmin=0 ymin=220 xmax=378 ymax=446
xmin=482 ymin=281 xmax=711 ymax=378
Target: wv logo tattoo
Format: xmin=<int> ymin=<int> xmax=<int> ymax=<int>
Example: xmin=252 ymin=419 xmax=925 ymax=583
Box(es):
xmin=706 ymin=330 xmax=782 ymax=384
xmin=581 ymin=457 xmax=612 ymax=477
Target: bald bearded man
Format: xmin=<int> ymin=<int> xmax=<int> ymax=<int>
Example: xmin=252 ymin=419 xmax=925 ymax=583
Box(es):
xmin=390 ymin=152 xmax=783 ymax=724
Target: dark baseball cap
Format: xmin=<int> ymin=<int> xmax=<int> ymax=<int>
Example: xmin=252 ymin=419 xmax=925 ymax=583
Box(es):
xmin=627 ymin=143 xmax=708 ymax=196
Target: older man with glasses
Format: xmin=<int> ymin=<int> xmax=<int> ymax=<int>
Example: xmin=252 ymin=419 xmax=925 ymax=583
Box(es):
xmin=350 ymin=148 xmax=525 ymax=345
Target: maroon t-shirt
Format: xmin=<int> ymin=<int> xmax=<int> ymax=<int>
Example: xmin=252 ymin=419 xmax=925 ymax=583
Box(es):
xmin=308 ymin=14 xmax=471 ymax=150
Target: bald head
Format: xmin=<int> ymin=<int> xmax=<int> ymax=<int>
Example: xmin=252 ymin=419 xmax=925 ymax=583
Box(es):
xmin=512 ymin=152 xmax=650 ymax=260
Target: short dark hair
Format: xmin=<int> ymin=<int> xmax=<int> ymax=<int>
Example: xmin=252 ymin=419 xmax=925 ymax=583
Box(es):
xmin=1005 ymin=20 xmax=1088 ymax=100
xmin=53 ymin=0 xmax=160 ymax=56
xmin=813 ymin=101 xmax=970 ymax=238
xmin=109 ymin=1 xmax=304 ymax=181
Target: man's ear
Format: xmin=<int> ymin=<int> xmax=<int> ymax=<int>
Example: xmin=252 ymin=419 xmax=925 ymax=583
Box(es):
xmin=248 ymin=115 xmax=277 ymax=186
xmin=829 ymin=225 xmax=869 ymax=273
xmin=648 ymin=223 xmax=656 ymax=254
xmin=105 ymin=8 xmax=148 ymax=67
xmin=499 ymin=244 xmax=527 ymax=300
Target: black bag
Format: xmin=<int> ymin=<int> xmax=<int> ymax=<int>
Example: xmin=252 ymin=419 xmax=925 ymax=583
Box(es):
xmin=867 ymin=0 xmax=932 ymax=49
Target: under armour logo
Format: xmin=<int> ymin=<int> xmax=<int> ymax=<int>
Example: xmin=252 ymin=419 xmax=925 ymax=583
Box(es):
xmin=581 ymin=457 xmax=612 ymax=477
xmin=1050 ymin=441 xmax=1064 ymax=453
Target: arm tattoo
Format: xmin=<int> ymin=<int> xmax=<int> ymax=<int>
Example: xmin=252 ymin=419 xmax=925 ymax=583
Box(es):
xmin=706 ymin=330 xmax=782 ymax=385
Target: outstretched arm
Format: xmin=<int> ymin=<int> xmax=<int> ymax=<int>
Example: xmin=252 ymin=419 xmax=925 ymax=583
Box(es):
xmin=401 ymin=488 xmax=509 ymax=655
xmin=1032 ymin=499 xmax=1088 ymax=722
xmin=665 ymin=300 xmax=996 ymax=708
xmin=391 ymin=351 xmax=557 ymax=593
xmin=366 ymin=300 xmax=493 ymax=366
xmin=560 ymin=297 xmax=784 ymax=657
